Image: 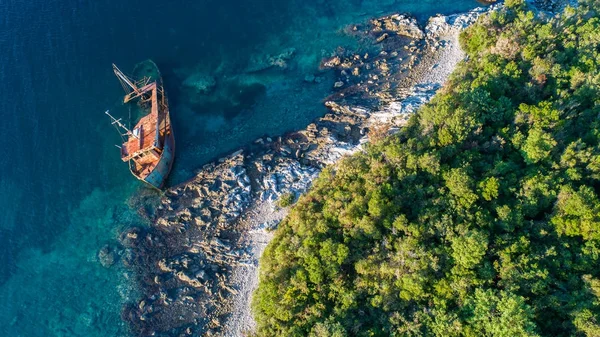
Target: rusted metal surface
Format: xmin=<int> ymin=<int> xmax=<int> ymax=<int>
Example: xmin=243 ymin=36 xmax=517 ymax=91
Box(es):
xmin=142 ymin=130 xmax=174 ymax=188
xmin=121 ymin=84 xmax=159 ymax=161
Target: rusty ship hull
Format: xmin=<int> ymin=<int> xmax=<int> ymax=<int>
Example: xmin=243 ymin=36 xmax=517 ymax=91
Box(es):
xmin=109 ymin=60 xmax=175 ymax=189
xmin=141 ymin=129 xmax=174 ymax=188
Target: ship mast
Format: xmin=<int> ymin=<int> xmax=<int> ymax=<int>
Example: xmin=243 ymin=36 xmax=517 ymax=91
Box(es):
xmin=113 ymin=64 xmax=140 ymax=95
xmin=113 ymin=63 xmax=153 ymax=103
xmin=105 ymin=110 xmax=138 ymax=139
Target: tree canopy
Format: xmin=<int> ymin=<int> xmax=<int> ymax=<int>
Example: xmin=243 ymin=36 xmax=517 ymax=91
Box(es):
xmin=253 ymin=1 xmax=600 ymax=336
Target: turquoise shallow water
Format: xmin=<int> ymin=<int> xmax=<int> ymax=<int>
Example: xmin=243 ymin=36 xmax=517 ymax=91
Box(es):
xmin=0 ymin=0 xmax=483 ymax=335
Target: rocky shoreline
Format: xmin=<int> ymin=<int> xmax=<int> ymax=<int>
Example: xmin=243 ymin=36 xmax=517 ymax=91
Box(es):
xmin=113 ymin=5 xmax=498 ymax=337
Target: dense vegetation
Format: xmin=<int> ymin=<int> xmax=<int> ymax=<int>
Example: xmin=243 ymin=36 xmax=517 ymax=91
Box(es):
xmin=252 ymin=1 xmax=600 ymax=336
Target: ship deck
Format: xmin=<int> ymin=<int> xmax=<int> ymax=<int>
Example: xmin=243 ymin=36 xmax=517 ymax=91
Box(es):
xmin=120 ymin=82 xmax=164 ymax=179
xmin=121 ymin=112 xmax=158 ymax=160
xmin=121 ymin=82 xmax=160 ymax=159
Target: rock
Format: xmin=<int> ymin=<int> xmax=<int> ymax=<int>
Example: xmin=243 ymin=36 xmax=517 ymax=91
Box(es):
xmin=98 ymin=244 xmax=117 ymax=268
xmin=230 ymin=165 xmax=245 ymax=177
xmin=209 ymin=180 xmax=222 ymax=192
xmin=121 ymin=249 xmax=135 ymax=268
xmin=177 ymin=271 xmax=202 ymax=288
xmin=196 ymin=270 xmax=207 ymax=280
xmin=269 ymin=48 xmax=296 ymax=68
xmin=259 ymin=220 xmax=281 ymax=230
xmin=246 ymin=48 xmax=296 ymax=72
xmin=281 ymin=145 xmax=292 ymax=154
xmin=304 ymin=74 xmax=315 ymax=83
xmin=183 ymin=73 xmax=217 ymax=95
xmin=375 ymin=33 xmax=389 ymax=43
xmin=211 ymin=238 xmax=230 ymax=249
xmin=188 ymin=186 xmax=203 ymax=198
xmin=165 ymin=189 xmax=179 ymax=198
xmin=321 ymin=56 xmax=341 ymax=68
xmin=371 ymin=13 xmax=424 ymax=39
xmin=120 ymin=227 xmax=143 ymax=247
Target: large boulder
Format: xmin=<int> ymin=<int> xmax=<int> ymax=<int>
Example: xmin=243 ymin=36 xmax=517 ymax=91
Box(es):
xmin=371 ymin=14 xmax=425 ymax=40
xmin=98 ymin=244 xmax=118 ymax=268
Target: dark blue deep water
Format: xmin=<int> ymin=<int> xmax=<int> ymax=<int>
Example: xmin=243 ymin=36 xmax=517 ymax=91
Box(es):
xmin=0 ymin=0 xmax=482 ymax=335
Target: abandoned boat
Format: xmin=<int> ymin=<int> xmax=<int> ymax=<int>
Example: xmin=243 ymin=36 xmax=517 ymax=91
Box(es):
xmin=106 ymin=60 xmax=175 ymax=189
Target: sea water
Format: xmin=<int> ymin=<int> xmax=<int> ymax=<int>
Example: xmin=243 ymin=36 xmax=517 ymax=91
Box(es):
xmin=0 ymin=0 xmax=483 ymax=335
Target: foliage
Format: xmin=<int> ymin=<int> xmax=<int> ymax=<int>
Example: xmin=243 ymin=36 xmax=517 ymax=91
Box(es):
xmin=253 ymin=2 xmax=600 ymax=336
xmin=277 ymin=192 xmax=297 ymax=208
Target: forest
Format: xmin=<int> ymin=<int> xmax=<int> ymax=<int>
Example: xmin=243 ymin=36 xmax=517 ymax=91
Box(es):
xmin=253 ymin=0 xmax=600 ymax=336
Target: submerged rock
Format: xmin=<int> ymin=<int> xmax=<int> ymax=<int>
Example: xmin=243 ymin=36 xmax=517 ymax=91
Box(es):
xmin=245 ymin=47 xmax=297 ymax=73
xmin=304 ymin=74 xmax=316 ymax=83
xmin=98 ymin=244 xmax=118 ymax=268
xmin=320 ymin=56 xmax=341 ymax=69
xmin=183 ymin=73 xmax=217 ymax=95
xmin=120 ymin=227 xmax=143 ymax=247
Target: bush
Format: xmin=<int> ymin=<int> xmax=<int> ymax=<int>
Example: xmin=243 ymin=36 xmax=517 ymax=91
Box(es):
xmin=277 ymin=192 xmax=296 ymax=208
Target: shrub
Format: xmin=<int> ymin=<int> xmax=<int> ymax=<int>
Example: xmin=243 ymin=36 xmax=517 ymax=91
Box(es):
xmin=277 ymin=192 xmax=296 ymax=208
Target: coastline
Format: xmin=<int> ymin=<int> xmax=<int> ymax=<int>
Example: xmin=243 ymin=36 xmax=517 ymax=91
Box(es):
xmin=120 ymin=5 xmax=498 ymax=336
xmin=223 ymin=6 xmax=499 ymax=336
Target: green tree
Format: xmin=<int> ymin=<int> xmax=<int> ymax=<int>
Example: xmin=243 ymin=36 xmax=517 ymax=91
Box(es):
xmin=464 ymin=289 xmax=539 ymax=337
